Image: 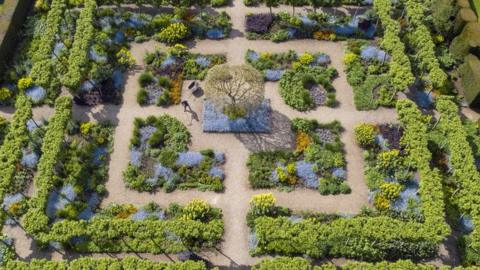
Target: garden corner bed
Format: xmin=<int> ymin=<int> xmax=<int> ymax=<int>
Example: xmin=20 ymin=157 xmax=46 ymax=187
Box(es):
xmin=246 ymin=50 xmax=337 ymax=111
xmin=247 ymin=118 xmax=350 ymax=195
xmin=123 ymin=114 xmax=226 ymax=192
xmin=138 ymin=45 xmax=226 ymax=106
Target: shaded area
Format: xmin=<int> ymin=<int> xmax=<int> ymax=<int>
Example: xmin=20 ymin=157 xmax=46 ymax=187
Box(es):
xmin=234 ymin=110 xmax=294 ymax=152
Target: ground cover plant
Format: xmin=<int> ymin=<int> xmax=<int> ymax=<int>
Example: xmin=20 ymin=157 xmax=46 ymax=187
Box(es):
xmin=243 ymin=0 xmax=370 ymax=7
xmin=123 ymin=114 xmax=226 ymax=192
xmin=247 ymin=100 xmax=450 ymax=261
xmin=138 ymin=45 xmax=226 ymax=106
xmin=247 ymin=118 xmax=350 ymax=194
xmin=245 ymin=11 xmax=377 ymax=42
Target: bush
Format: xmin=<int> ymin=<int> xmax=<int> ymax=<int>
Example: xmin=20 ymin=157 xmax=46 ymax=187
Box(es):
xmin=137 ymin=89 xmax=148 ymax=105
xmin=138 ymin=72 xmax=154 ymax=87
xmin=17 ymin=77 xmax=33 ymax=91
xmin=157 ymin=22 xmax=189 ymax=44
xmin=354 ymin=123 xmax=377 ymax=147
xmin=271 ymin=29 xmax=290 ymax=42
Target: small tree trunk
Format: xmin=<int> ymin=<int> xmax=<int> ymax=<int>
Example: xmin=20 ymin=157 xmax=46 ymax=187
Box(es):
xmin=292 ymin=5 xmax=295 ymax=16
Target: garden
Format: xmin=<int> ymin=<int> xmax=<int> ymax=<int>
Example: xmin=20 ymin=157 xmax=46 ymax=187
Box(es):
xmin=0 ymin=0 xmax=479 ymax=268
xmin=246 ymin=49 xmax=338 ymax=110
xmin=247 ymin=118 xmax=350 ymax=194
xmin=137 ymin=45 xmax=226 ymax=106
xmin=123 ymin=114 xmax=226 ymax=192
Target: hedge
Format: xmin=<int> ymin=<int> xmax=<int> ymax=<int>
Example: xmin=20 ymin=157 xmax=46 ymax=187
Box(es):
xmin=29 ymin=0 xmax=66 ymax=90
xmin=436 ymin=96 xmax=480 ymax=264
xmin=373 ymin=0 xmax=414 ymax=92
xmin=23 ymin=96 xmax=72 ymax=235
xmin=251 ymin=100 xmax=449 ymax=261
xmin=405 ymin=0 xmax=448 ymax=88
xmin=62 ymin=0 xmax=96 ymax=90
xmin=253 ymin=257 xmax=480 ymax=269
xmin=0 ymin=95 xmax=32 ymax=223
xmin=2 ymin=257 xmax=208 ymax=270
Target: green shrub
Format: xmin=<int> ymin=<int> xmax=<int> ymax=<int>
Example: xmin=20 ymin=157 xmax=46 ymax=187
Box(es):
xmin=138 ymin=72 xmax=155 ymax=87
xmin=137 ymin=89 xmax=148 ymax=105
xmin=271 ymin=29 xmax=290 ymax=42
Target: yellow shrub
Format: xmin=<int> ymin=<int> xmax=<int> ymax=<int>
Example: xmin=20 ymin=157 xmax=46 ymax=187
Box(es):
xmin=295 ymin=131 xmax=312 ymax=152
xmin=380 ymin=182 xmax=402 ymax=200
xmin=298 ymin=53 xmax=314 ymax=65
xmin=343 ymin=52 xmax=358 ymax=65
xmin=17 ymin=77 xmax=33 ymax=91
xmin=374 ymin=193 xmax=390 ymax=211
xmin=80 ymin=122 xmax=94 ymax=136
xmin=115 ymin=204 xmax=138 ymax=219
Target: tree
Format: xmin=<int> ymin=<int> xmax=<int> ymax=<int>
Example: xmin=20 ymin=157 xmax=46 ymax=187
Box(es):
xmin=265 ymin=0 xmax=279 ymax=15
xmin=204 ymin=64 xmax=264 ymax=119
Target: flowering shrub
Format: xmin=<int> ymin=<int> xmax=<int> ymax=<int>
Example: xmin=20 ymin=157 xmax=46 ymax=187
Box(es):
xmin=354 ymin=123 xmax=377 ymax=147
xmin=250 ymin=193 xmax=276 ymax=215
xmin=25 ymin=86 xmax=46 ymax=102
xmin=176 ymin=151 xmax=204 ymax=167
xmin=157 ymin=23 xmax=189 ymax=44
xmin=116 ymin=48 xmax=135 ymax=68
xmin=17 ymin=77 xmax=33 ymax=91
xmin=295 ymin=131 xmax=312 ymax=153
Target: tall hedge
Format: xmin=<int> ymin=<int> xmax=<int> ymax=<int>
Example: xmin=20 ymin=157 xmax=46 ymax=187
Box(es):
xmin=23 ymin=96 xmax=72 ymax=235
xmin=62 ymin=0 xmax=96 ymax=90
xmin=373 ymin=0 xmax=414 ymax=92
xmin=2 ymin=257 xmax=208 ymax=270
xmin=29 ymin=0 xmax=66 ymax=90
xmin=436 ymin=96 xmax=480 ymax=264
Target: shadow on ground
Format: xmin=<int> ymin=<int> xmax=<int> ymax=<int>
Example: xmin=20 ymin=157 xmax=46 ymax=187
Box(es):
xmin=234 ymin=110 xmax=294 ymax=152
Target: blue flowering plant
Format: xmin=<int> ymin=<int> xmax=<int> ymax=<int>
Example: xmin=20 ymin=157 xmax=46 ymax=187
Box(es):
xmin=123 ymin=115 xmax=225 ymax=192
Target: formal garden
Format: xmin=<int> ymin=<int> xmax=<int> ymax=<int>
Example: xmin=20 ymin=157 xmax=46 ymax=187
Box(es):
xmin=0 ymin=0 xmax=479 ymax=268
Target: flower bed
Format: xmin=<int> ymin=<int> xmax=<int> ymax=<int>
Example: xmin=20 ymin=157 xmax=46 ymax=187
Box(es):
xmin=355 ymin=123 xmax=423 ymax=220
xmin=344 ymin=40 xmax=397 ymax=110
xmin=246 ymin=50 xmax=331 ymax=81
xmin=245 ymin=12 xmax=376 ymax=42
xmin=247 ymin=119 xmax=350 ymax=195
xmin=123 ymin=115 xmax=225 ymax=192
xmin=138 ymin=45 xmax=226 ymax=106
xmin=203 ymin=99 xmax=272 ymax=133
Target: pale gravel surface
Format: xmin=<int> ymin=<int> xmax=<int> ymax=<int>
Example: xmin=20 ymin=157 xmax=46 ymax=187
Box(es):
xmin=1 ymin=0 xmax=469 ymax=267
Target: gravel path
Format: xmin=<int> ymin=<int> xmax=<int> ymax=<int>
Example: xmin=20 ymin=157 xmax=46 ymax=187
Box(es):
xmin=1 ymin=1 xmax=463 ymax=268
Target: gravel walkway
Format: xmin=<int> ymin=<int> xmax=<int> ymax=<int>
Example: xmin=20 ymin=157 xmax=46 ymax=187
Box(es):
xmin=1 ymin=0 xmax=464 ymax=268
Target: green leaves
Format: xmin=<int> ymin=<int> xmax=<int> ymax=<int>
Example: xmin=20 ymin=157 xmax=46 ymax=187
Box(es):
xmin=373 ymin=0 xmax=414 ymax=92
xmin=62 ymin=0 xmax=96 ymax=90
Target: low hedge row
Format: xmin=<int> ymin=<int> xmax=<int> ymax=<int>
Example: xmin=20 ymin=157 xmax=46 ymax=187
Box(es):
xmin=23 ymin=96 xmax=72 ymax=235
xmin=2 ymin=257 xmax=208 ymax=270
xmin=436 ymin=96 xmax=480 ymax=265
xmin=373 ymin=0 xmax=414 ymax=92
xmin=251 ymin=100 xmax=449 ymax=261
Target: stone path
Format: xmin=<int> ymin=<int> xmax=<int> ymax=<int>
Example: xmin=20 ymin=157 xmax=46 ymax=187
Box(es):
xmin=1 ymin=0 xmax=461 ymax=268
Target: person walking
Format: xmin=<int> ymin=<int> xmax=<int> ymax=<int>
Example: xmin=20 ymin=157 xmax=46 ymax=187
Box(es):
xmin=181 ymin=100 xmax=191 ymax=112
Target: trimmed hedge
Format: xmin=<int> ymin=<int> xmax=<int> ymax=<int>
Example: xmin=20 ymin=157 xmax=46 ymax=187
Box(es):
xmin=436 ymin=96 xmax=480 ymax=264
xmin=405 ymin=0 xmax=448 ymax=88
xmin=0 ymin=95 xmax=32 ymax=222
xmin=29 ymin=0 xmax=66 ymax=90
xmin=250 ymin=100 xmax=449 ymax=261
xmin=2 ymin=257 xmax=208 ymax=270
xmin=373 ymin=0 xmax=414 ymax=92
xmin=62 ymin=0 xmax=96 ymax=90
xmin=23 ymin=96 xmax=72 ymax=235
